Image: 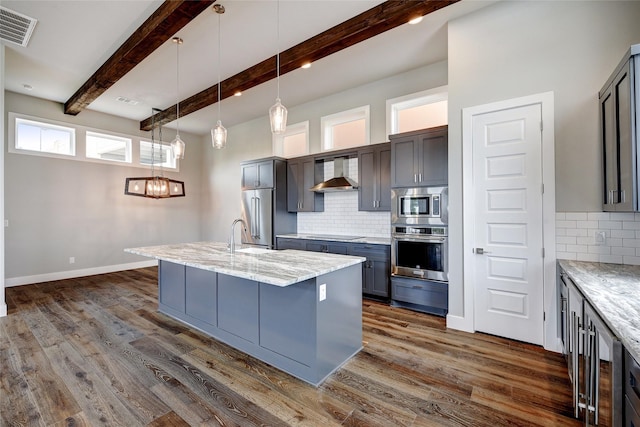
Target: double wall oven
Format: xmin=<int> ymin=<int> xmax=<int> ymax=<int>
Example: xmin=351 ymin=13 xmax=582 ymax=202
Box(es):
xmin=390 ymin=186 xmax=449 ymax=316
xmin=391 ymin=186 xmax=448 ymax=282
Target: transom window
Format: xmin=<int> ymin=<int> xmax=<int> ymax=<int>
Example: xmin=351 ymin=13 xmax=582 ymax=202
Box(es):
xmin=140 ymin=140 xmax=176 ymax=169
xmin=86 ymin=131 xmax=131 ymax=163
xmin=387 ymin=86 xmax=448 ymax=135
xmin=321 ymin=105 xmax=370 ymax=151
xmin=15 ymin=117 xmax=75 ymax=156
xmin=273 ymin=121 xmax=309 ymax=158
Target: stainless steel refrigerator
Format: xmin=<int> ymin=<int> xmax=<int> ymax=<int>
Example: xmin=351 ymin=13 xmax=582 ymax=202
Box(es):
xmin=240 ymin=188 xmax=273 ymax=247
xmin=239 ymin=158 xmax=296 ymax=249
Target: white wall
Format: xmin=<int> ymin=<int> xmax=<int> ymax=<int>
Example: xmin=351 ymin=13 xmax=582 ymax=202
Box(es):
xmin=447 ymin=1 xmax=640 ymax=318
xmin=4 ymin=91 xmax=205 ymax=285
xmin=1 ymin=46 xmax=6 ymax=315
xmin=202 ymin=61 xmax=448 ymax=241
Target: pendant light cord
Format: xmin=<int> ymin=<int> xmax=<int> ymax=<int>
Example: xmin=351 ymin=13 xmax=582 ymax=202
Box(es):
xmin=175 ymin=39 xmax=180 ymax=136
xmin=276 ymin=0 xmax=280 ymax=99
xmin=218 ymin=12 xmax=221 ymax=119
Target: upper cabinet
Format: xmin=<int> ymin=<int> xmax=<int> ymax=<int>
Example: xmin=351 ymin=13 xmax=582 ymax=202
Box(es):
xmin=241 ymin=159 xmax=274 ymax=189
xmin=358 ymin=143 xmax=391 ymax=211
xmin=287 ymin=156 xmax=324 ymax=212
xmin=390 ymin=126 xmax=448 ymax=188
xmin=600 ymin=44 xmax=640 ymax=211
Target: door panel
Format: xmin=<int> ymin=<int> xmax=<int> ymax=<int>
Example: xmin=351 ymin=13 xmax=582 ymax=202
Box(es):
xmin=472 ymin=103 xmax=544 ymax=345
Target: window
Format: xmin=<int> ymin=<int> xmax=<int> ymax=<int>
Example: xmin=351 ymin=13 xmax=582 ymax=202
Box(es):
xmin=273 ymin=121 xmax=309 ymax=158
xmin=140 ymin=140 xmax=176 ymax=169
xmin=387 ymin=86 xmax=448 ymax=135
xmin=86 ymin=131 xmax=131 ymax=163
xmin=321 ymin=105 xmax=370 ymax=151
xmin=15 ymin=117 xmax=75 ymax=156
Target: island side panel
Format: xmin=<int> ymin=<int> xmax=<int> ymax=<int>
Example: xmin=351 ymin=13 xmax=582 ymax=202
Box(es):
xmin=159 ymin=261 xmax=185 ymax=313
xmin=217 ymin=274 xmax=259 ymax=344
xmin=316 ymin=263 xmax=363 ymax=382
xmin=185 ymin=266 xmax=217 ymax=326
xmin=259 ymin=279 xmax=316 ymax=367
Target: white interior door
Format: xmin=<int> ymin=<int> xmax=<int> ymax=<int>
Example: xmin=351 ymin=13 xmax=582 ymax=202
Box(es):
xmin=471 ymin=103 xmax=544 ymax=345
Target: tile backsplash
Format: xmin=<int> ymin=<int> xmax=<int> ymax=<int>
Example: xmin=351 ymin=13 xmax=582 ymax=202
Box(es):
xmin=556 ymin=212 xmax=640 ymax=265
xmin=297 ymin=158 xmax=391 ymax=238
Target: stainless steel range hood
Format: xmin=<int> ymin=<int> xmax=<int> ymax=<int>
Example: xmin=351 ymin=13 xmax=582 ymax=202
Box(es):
xmin=310 ymin=157 xmax=358 ymax=192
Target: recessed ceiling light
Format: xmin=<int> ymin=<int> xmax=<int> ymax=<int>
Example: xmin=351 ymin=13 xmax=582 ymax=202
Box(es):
xmin=234 ymin=91 xmax=242 ymax=97
xmin=301 ymin=62 xmax=311 ymax=69
xmin=408 ymin=16 xmax=423 ymax=25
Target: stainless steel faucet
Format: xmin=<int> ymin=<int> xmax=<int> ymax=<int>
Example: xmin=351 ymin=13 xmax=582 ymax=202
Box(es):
xmin=229 ymin=218 xmax=247 ymax=254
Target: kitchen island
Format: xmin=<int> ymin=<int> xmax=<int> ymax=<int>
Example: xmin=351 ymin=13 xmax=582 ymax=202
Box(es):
xmin=125 ymin=242 xmax=365 ymax=386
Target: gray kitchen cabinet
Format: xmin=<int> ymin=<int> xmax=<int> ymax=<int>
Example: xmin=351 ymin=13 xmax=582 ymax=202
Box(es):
xmin=241 ymin=159 xmax=274 ymax=189
xmin=390 ymin=276 xmax=447 ymax=316
xmin=287 ymin=156 xmax=324 ymax=212
xmin=358 ymin=143 xmax=391 ymax=211
xmin=626 ymin=350 xmax=640 ymax=427
xmin=306 ymin=240 xmax=350 ymax=255
xmin=185 ymin=266 xmax=217 ymax=326
xmin=276 ymin=237 xmax=306 ymax=250
xmin=351 ymin=243 xmax=390 ymax=298
xmin=159 ymin=261 xmax=185 ymax=313
xmin=390 ymin=125 xmax=448 ymax=188
xmin=600 ymin=44 xmax=640 ymax=211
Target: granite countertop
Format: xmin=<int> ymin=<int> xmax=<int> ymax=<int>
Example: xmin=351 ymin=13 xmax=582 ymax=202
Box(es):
xmin=277 ymin=233 xmax=391 ymax=246
xmin=558 ymin=260 xmax=640 ymax=363
xmin=125 ymin=241 xmax=365 ymax=287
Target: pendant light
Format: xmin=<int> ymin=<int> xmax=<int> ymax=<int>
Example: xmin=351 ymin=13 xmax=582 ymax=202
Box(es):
xmin=125 ymin=108 xmax=186 ymax=199
xmin=211 ymin=4 xmax=227 ymax=149
xmin=170 ymin=36 xmax=186 ymax=159
xmin=269 ymin=0 xmax=287 ymax=134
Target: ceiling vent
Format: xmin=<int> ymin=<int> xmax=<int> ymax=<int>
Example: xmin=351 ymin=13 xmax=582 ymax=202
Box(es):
xmin=0 ymin=6 xmax=37 ymax=47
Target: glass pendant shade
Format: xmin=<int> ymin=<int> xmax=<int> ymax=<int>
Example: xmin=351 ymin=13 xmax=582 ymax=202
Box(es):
xmin=212 ymin=120 xmax=227 ymax=149
xmin=269 ymin=98 xmax=287 ymax=134
xmin=171 ymin=134 xmax=185 ymax=159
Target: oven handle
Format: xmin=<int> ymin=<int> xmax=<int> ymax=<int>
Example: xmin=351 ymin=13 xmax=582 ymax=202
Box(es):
xmin=392 ymin=235 xmax=446 ymax=243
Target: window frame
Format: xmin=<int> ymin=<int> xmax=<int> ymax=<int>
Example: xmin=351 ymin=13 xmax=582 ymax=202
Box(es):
xmin=86 ymin=130 xmax=132 ymax=164
xmin=12 ymin=115 xmax=76 ymax=159
xmin=8 ymin=112 xmax=179 ymax=171
xmin=320 ymin=105 xmax=370 ymax=152
xmin=139 ymin=139 xmax=177 ymax=169
xmin=272 ymin=120 xmax=310 ymax=158
xmin=386 ymin=85 xmax=448 ymax=136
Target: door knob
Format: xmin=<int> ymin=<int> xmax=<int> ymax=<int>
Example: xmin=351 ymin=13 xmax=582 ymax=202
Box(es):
xmin=474 ymin=248 xmax=491 ymax=254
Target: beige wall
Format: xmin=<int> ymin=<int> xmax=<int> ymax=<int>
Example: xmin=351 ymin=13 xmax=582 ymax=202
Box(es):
xmin=447 ymin=1 xmax=640 ymax=318
xmin=4 ymin=91 xmax=205 ymax=282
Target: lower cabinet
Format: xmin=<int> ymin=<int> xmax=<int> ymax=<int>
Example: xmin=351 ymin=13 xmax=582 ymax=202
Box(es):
xmin=626 ymin=350 xmax=640 ymax=427
xmin=185 ymin=267 xmax=217 ymax=326
xmin=276 ymin=238 xmax=391 ymax=299
xmin=390 ymin=276 xmax=448 ymax=316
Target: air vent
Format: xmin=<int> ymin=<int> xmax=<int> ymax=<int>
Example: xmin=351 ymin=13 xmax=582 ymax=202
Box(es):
xmin=0 ymin=6 xmax=37 ymax=47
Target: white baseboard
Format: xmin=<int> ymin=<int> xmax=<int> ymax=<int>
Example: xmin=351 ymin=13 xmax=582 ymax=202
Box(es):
xmin=0 ymin=302 xmax=6 ymax=317
xmin=446 ymin=314 xmax=474 ymax=333
xmin=5 ymin=260 xmax=158 ymax=287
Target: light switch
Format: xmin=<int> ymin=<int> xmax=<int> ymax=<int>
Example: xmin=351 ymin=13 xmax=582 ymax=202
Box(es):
xmin=319 ymin=283 xmax=327 ymax=301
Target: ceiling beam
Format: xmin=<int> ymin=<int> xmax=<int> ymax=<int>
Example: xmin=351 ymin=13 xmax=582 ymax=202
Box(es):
xmin=63 ymin=0 xmax=216 ymax=116
xmin=140 ymin=0 xmax=459 ymax=131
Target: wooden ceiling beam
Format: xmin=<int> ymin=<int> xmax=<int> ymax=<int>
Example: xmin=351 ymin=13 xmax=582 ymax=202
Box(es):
xmin=64 ymin=0 xmax=216 ymax=116
xmin=140 ymin=0 xmax=459 ymax=131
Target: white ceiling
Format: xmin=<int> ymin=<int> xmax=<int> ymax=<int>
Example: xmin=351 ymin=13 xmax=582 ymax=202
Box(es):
xmin=3 ymin=0 xmax=496 ymax=136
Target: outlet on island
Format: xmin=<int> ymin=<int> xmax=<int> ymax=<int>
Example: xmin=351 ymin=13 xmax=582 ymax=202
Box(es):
xmin=319 ymin=283 xmax=327 ymax=301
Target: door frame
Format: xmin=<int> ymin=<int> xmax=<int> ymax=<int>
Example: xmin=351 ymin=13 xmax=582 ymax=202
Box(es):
xmin=461 ymin=92 xmax=557 ymax=351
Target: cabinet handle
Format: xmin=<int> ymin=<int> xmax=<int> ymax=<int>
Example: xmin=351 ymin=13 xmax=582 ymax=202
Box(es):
xmin=419 ymin=173 xmax=423 ymax=182
xmin=621 ymin=190 xmax=626 ymax=203
xmin=414 ymin=174 xmax=417 ymax=183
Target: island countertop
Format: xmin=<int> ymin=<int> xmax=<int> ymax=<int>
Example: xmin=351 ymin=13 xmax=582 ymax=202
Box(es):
xmin=125 ymin=241 xmax=365 ymax=287
xmin=558 ymin=260 xmax=640 ymax=363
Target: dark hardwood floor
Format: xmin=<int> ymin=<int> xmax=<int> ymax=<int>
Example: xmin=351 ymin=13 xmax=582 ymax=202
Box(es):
xmin=1 ymin=268 xmax=580 ymax=426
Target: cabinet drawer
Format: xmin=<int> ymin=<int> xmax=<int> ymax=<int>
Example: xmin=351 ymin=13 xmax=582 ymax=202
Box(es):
xmin=391 ymin=277 xmax=447 ymax=309
xmin=350 ymin=244 xmax=390 ymax=261
xmin=627 ymin=351 xmax=640 ymax=411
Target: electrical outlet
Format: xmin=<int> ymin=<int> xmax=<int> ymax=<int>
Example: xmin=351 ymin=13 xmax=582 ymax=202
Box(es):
xmin=4 ymin=220 xmax=8 ymax=227
xmin=319 ymin=284 xmax=327 ymax=301
xmin=594 ymin=231 xmax=606 ymax=246
xmin=69 ymin=257 xmax=75 ymax=264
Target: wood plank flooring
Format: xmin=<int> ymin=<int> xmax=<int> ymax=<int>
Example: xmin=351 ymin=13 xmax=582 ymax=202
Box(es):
xmin=1 ymin=268 xmax=581 ymax=426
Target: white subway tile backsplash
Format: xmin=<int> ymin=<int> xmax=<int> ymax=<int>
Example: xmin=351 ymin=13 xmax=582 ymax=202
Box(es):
xmin=557 ymin=211 xmax=640 ymax=265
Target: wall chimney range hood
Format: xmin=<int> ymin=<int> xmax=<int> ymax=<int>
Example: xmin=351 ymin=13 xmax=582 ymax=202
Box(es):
xmin=310 ymin=157 xmax=358 ymax=192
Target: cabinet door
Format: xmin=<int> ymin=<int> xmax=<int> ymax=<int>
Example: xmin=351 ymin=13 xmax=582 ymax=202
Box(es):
xmin=601 ymin=85 xmax=617 ymax=210
xmin=185 ymin=267 xmax=217 ymax=326
xmin=256 ymin=160 xmax=274 ymax=188
xmin=241 ymin=163 xmax=258 ymax=189
xmin=391 ymin=138 xmax=418 ymax=187
xmin=326 ymin=242 xmax=349 ymax=255
xmin=159 ymin=261 xmax=185 ymax=313
xmin=614 ymin=62 xmax=633 ymax=211
xmin=305 ymin=241 xmax=325 ymax=253
xmin=217 ymin=275 xmax=258 ymax=343
xmin=300 ymin=159 xmax=317 ymax=212
xmin=370 ymin=259 xmax=390 ymax=297
xmin=358 ymin=149 xmax=376 ymax=211
xmin=287 ymin=160 xmax=301 ymax=212
xmin=419 ymin=128 xmax=448 ymax=186
xmin=276 ymin=238 xmax=306 ymax=250
xmin=378 ymin=147 xmax=392 ymax=210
